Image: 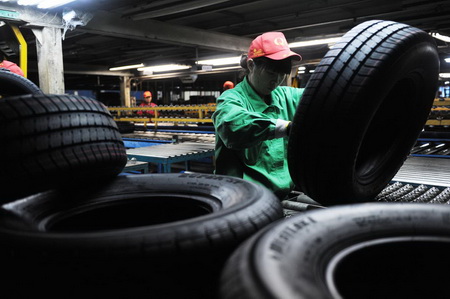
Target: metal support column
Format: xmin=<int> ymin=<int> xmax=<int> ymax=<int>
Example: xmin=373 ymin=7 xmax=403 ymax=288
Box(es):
xmin=120 ymin=76 xmax=131 ymax=106
xmin=32 ymin=27 xmax=65 ymax=94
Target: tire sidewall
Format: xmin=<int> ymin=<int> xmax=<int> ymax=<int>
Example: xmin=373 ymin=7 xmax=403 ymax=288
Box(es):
xmin=0 ymin=70 xmax=42 ymax=96
xmin=0 ymin=173 xmax=282 ymax=257
xmin=350 ymin=39 xmax=439 ymax=198
xmin=221 ymin=203 xmax=450 ymax=299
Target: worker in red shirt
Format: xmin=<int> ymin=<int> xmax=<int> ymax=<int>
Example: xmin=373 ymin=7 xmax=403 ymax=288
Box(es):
xmin=0 ymin=55 xmax=25 ymax=77
xmin=137 ymin=90 xmax=157 ymax=116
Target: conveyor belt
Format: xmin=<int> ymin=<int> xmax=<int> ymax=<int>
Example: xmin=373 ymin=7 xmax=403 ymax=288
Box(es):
xmin=392 ymin=156 xmax=450 ymax=188
xmin=126 ymin=142 xmax=215 ymax=173
xmin=122 ymin=131 xmax=215 ymax=144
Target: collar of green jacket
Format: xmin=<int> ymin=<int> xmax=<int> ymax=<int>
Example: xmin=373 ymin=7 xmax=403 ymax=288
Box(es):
xmin=239 ymin=77 xmax=283 ymax=113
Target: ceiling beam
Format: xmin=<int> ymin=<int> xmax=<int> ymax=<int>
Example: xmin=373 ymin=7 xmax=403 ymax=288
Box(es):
xmin=80 ymin=10 xmax=251 ymax=53
xmin=127 ymin=0 xmax=231 ymax=20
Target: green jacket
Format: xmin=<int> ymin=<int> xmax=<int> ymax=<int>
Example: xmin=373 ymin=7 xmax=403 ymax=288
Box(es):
xmin=212 ymin=77 xmax=304 ymax=199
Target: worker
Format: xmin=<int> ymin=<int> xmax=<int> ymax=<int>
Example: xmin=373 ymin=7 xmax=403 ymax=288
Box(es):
xmin=223 ymin=81 xmax=235 ymax=91
xmin=137 ymin=90 xmax=157 ymax=116
xmin=0 ymin=54 xmax=24 ymax=77
xmin=212 ymin=32 xmax=303 ymax=200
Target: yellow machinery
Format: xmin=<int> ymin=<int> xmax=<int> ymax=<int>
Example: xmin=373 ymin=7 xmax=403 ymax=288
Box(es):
xmin=108 ymin=104 xmax=216 ymax=129
xmin=109 ymin=98 xmax=449 ymax=129
xmin=427 ymin=99 xmax=450 ymax=126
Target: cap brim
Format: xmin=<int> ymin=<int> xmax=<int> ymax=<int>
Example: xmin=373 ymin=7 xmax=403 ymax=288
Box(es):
xmin=266 ymin=49 xmax=302 ymax=61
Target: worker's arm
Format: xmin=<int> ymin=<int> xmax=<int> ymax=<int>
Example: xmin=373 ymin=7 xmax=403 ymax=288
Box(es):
xmin=212 ymin=97 xmax=282 ymax=150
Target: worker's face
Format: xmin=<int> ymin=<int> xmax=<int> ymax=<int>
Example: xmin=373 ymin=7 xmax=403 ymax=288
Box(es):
xmin=247 ymin=58 xmax=291 ymax=96
xmin=144 ymin=96 xmax=152 ymax=103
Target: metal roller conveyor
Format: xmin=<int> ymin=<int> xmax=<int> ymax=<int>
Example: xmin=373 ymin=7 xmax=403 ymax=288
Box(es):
xmin=126 ymin=142 xmax=215 ymax=173
xmin=392 ymin=156 xmax=450 ymax=188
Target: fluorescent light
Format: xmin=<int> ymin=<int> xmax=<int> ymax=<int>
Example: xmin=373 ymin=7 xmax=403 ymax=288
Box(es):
xmin=431 ymin=32 xmax=450 ymax=43
xmin=197 ymin=56 xmax=241 ymax=66
xmin=289 ymin=37 xmax=341 ymax=48
xmin=38 ymin=0 xmax=76 ymax=8
xmin=439 ymin=73 xmax=450 ymax=78
xmin=17 ymin=0 xmax=41 ymax=5
xmin=137 ymin=64 xmax=191 ymax=73
xmin=445 ymin=58 xmax=450 ymax=63
xmin=109 ymin=63 xmax=144 ymax=71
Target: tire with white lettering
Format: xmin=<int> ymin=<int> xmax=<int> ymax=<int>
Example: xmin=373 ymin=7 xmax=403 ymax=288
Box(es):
xmin=0 ymin=94 xmax=127 ymax=201
xmin=0 ymin=173 xmax=282 ymax=298
xmin=0 ymin=69 xmax=42 ymax=96
xmin=288 ymin=20 xmax=439 ymax=205
xmin=220 ymin=203 xmax=450 ymax=299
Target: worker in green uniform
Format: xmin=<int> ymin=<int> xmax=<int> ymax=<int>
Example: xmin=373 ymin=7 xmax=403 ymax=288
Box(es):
xmin=212 ymin=32 xmax=304 ymax=200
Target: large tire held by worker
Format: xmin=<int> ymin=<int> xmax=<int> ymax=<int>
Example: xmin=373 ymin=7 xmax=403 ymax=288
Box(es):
xmin=0 ymin=173 xmax=282 ymax=298
xmin=0 ymin=94 xmax=127 ymax=201
xmin=0 ymin=69 xmax=42 ymax=96
xmin=220 ymin=203 xmax=450 ymax=299
xmin=288 ymin=20 xmax=439 ymax=205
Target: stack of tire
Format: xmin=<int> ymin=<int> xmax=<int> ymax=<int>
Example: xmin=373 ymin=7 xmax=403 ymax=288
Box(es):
xmin=0 ymin=70 xmax=283 ymax=298
xmin=219 ymin=20 xmax=448 ymax=299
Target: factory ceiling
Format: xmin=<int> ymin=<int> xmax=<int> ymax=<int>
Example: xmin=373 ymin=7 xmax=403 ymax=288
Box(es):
xmin=1 ymin=0 xmax=450 ymax=90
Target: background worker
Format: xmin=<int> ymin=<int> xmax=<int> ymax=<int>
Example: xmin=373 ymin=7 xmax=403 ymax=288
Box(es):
xmin=222 ymin=81 xmax=235 ymax=91
xmin=137 ymin=90 xmax=157 ymax=116
xmin=212 ymin=32 xmax=303 ymax=200
xmin=0 ymin=54 xmax=25 ymax=77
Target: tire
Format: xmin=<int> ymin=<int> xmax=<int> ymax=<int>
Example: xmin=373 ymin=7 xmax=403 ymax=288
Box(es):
xmin=220 ymin=203 xmax=450 ymax=299
xmin=116 ymin=120 xmax=135 ymax=134
xmin=0 ymin=69 xmax=42 ymax=96
xmin=0 ymin=173 xmax=282 ymax=298
xmin=0 ymin=94 xmax=127 ymax=201
xmin=288 ymin=20 xmax=440 ymax=205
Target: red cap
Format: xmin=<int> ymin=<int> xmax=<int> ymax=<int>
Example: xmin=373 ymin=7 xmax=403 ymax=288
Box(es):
xmin=223 ymin=81 xmax=234 ymax=89
xmin=143 ymin=91 xmax=152 ymax=97
xmin=247 ymin=32 xmax=301 ymax=61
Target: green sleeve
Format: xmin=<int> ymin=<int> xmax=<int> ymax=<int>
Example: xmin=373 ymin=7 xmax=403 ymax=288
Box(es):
xmin=212 ymin=95 xmax=277 ymax=150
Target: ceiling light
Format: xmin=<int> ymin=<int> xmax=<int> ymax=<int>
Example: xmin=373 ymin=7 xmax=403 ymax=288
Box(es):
xmin=109 ymin=63 xmax=144 ymax=71
xmin=289 ymin=37 xmax=341 ymax=48
xmin=439 ymin=73 xmax=450 ymax=78
xmin=445 ymin=58 xmax=450 ymax=63
xmin=38 ymin=0 xmax=77 ymax=9
xmin=197 ymin=56 xmax=241 ymax=66
xmin=17 ymin=0 xmax=41 ymax=5
xmin=137 ymin=64 xmax=191 ymax=73
xmin=430 ymin=32 xmax=450 ymax=43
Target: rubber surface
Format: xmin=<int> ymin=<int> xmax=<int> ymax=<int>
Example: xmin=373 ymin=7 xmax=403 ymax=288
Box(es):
xmin=220 ymin=203 xmax=450 ymax=299
xmin=0 ymin=173 xmax=282 ymax=298
xmin=0 ymin=94 xmax=127 ymax=201
xmin=288 ymin=20 xmax=439 ymax=205
xmin=0 ymin=69 xmax=42 ymax=96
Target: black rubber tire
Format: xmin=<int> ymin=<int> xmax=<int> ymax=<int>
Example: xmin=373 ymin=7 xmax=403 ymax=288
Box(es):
xmin=116 ymin=120 xmax=135 ymax=134
xmin=0 ymin=173 xmax=282 ymax=298
xmin=220 ymin=203 xmax=450 ymax=299
xmin=0 ymin=69 xmax=42 ymax=96
xmin=0 ymin=94 xmax=127 ymax=201
xmin=288 ymin=20 xmax=440 ymax=205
